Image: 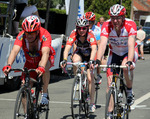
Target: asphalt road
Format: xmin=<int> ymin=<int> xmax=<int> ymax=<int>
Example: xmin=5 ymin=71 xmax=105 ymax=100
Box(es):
xmin=0 ymin=54 xmax=150 ymax=119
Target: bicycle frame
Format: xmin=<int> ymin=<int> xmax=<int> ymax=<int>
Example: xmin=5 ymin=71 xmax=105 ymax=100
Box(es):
xmin=67 ymin=62 xmax=88 ymax=101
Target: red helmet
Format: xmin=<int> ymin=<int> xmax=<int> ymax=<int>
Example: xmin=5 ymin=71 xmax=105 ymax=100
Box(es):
xmin=22 ymin=15 xmax=41 ymax=32
xmin=108 ymin=4 xmax=126 ymax=16
xmin=84 ymin=12 xmax=96 ymax=21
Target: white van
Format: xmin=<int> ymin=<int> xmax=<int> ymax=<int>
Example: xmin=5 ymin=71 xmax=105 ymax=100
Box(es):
xmin=144 ymin=15 xmax=150 ymax=27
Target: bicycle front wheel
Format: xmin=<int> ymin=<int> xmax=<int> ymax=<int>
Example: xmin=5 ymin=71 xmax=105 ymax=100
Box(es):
xmin=37 ymin=90 xmax=49 ymax=119
xmin=71 ymin=76 xmax=82 ymax=119
xmin=105 ymin=88 xmax=117 ymax=119
xmin=94 ymin=83 xmax=100 ymax=105
xmin=14 ymin=86 xmax=32 ymax=119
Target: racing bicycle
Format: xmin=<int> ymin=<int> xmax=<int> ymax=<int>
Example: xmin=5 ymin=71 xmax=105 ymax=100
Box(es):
xmin=61 ymin=62 xmax=90 ymax=119
xmin=6 ymin=67 xmax=49 ymax=119
xmin=99 ymin=64 xmax=132 ymax=119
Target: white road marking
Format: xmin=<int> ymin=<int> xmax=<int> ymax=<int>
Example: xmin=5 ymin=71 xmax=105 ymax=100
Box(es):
xmin=131 ymin=92 xmax=150 ymax=110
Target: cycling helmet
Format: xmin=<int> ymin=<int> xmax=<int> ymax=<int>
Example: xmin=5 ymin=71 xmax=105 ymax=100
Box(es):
xmin=22 ymin=15 xmax=41 ymax=32
xmin=108 ymin=4 xmax=126 ymax=16
xmin=76 ymin=18 xmax=89 ymax=27
xmin=84 ymin=12 xmax=96 ymax=21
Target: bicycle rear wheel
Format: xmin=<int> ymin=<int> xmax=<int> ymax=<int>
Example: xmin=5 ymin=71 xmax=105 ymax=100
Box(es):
xmin=105 ymin=88 xmax=117 ymax=119
xmin=37 ymin=90 xmax=49 ymax=119
xmin=71 ymin=76 xmax=82 ymax=119
xmin=14 ymin=86 xmax=32 ymax=119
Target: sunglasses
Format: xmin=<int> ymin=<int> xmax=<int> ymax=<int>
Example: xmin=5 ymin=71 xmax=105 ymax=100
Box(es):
xmin=77 ymin=27 xmax=88 ymax=30
xmin=25 ymin=31 xmax=37 ymax=35
xmin=111 ymin=16 xmax=123 ymax=20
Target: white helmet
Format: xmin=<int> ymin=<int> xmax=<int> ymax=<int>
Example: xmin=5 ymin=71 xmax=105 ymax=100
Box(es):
xmin=108 ymin=4 xmax=126 ymax=16
xmin=76 ymin=18 xmax=89 ymax=27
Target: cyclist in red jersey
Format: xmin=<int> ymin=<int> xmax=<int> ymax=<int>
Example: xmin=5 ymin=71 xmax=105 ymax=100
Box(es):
xmin=96 ymin=4 xmax=138 ymax=118
xmin=2 ymin=15 xmax=55 ymax=105
xmin=61 ymin=18 xmax=97 ymax=113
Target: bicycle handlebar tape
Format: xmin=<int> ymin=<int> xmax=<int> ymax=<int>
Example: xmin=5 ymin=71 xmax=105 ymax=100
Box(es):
xmin=126 ymin=61 xmax=132 ymax=66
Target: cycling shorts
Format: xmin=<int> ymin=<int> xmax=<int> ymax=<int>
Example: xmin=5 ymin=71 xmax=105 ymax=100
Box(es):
xmin=74 ymin=49 xmax=91 ymax=62
xmin=106 ymin=50 xmax=138 ymax=77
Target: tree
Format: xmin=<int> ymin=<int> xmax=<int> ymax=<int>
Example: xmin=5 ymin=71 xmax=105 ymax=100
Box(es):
xmin=84 ymin=0 xmax=131 ymax=21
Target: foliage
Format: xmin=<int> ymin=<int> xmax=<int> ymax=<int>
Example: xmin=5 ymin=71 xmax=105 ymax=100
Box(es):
xmin=84 ymin=0 xmax=132 ymax=22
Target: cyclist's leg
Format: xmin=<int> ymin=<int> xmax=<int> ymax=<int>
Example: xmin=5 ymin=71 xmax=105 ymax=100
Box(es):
xmin=122 ymin=51 xmax=138 ymax=105
xmin=106 ymin=52 xmax=121 ymax=114
xmin=41 ymin=61 xmax=50 ymax=105
xmin=72 ymin=51 xmax=82 ymax=75
xmin=87 ymin=68 xmax=96 ymax=112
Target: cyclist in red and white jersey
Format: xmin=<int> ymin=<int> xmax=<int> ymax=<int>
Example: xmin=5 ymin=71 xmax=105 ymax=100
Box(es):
xmin=96 ymin=4 xmax=138 ymax=118
xmin=61 ymin=18 xmax=97 ymax=112
xmin=2 ymin=15 xmax=55 ymax=106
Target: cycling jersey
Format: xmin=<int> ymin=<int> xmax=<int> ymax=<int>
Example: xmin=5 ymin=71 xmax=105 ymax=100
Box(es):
xmin=66 ymin=29 xmax=97 ymax=57
xmin=14 ymin=27 xmax=55 ymax=79
xmin=91 ymin=25 xmax=101 ymax=41
xmin=101 ymin=18 xmax=137 ymax=56
xmin=14 ymin=27 xmax=52 ymax=63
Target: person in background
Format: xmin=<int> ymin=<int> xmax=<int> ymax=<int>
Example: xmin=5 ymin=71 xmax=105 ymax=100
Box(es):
xmin=136 ymin=25 xmax=146 ymax=60
xmin=84 ymin=12 xmax=102 ymax=84
xmin=12 ymin=0 xmax=45 ymax=36
xmin=97 ymin=16 xmax=105 ymax=29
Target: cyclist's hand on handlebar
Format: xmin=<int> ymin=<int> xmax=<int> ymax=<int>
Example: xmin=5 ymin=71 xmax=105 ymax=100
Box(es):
xmin=2 ymin=64 xmax=11 ymax=76
xmin=60 ymin=59 xmax=67 ymax=68
xmin=125 ymin=61 xmax=135 ymax=70
xmin=36 ymin=66 xmax=45 ymax=77
xmin=95 ymin=59 xmax=101 ymax=67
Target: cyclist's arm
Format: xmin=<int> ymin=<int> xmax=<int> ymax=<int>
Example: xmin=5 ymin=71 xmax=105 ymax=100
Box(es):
xmin=63 ymin=45 xmax=72 ymax=60
xmin=90 ymin=44 xmax=97 ymax=60
xmin=97 ymin=36 xmax=108 ymax=61
xmin=128 ymin=35 xmax=135 ymax=62
xmin=39 ymin=47 xmax=50 ymax=68
xmin=7 ymin=45 xmax=21 ymax=65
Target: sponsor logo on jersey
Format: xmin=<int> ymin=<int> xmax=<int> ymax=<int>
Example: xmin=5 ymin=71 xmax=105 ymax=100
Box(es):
xmin=69 ymin=37 xmax=73 ymax=42
xmin=101 ymin=28 xmax=108 ymax=35
xmin=129 ymin=28 xmax=137 ymax=34
xmin=42 ymin=35 xmax=47 ymax=41
xmin=90 ymin=38 xmax=94 ymax=42
xmin=18 ymin=33 xmax=24 ymax=41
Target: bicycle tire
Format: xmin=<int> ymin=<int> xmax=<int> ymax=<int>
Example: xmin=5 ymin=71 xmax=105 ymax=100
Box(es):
xmin=105 ymin=87 xmax=117 ymax=119
xmin=71 ymin=76 xmax=82 ymax=119
xmin=83 ymin=76 xmax=89 ymax=118
xmin=94 ymin=84 xmax=99 ymax=105
xmin=14 ymin=86 xmax=32 ymax=119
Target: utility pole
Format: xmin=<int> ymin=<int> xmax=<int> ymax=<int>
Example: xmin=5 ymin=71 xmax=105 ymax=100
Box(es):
xmin=120 ymin=0 xmax=122 ymax=5
xmin=130 ymin=0 xmax=133 ymax=20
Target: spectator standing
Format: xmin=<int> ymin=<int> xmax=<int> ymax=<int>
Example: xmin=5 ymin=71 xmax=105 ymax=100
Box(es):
xmin=12 ymin=0 xmax=45 ymax=36
xmin=97 ymin=16 xmax=105 ymax=29
xmin=136 ymin=25 xmax=146 ymax=60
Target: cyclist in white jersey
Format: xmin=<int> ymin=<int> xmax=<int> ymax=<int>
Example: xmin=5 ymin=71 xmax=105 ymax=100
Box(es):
xmin=96 ymin=4 xmax=138 ymax=118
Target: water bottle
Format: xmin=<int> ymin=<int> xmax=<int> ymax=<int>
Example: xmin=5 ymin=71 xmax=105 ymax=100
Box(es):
xmin=31 ymin=89 xmax=36 ymax=104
